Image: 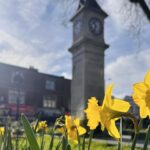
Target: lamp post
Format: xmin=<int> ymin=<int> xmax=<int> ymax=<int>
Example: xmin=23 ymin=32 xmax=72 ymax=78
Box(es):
xmin=13 ymin=72 xmax=24 ymax=120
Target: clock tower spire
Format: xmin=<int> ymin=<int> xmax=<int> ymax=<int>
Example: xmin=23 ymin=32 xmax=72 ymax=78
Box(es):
xmin=69 ymin=0 xmax=108 ymax=118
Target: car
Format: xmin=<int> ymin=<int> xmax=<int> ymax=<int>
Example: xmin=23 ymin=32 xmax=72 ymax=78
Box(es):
xmin=36 ymin=108 xmax=62 ymax=125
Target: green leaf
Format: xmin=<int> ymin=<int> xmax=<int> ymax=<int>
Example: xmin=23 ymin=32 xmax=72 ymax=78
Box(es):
xmin=143 ymin=125 xmax=150 ymax=150
xmin=62 ymin=136 xmax=67 ymax=150
xmin=7 ymin=129 xmax=12 ymax=150
xmin=131 ymin=119 xmax=143 ymax=150
xmin=88 ymin=130 xmax=94 ymax=150
xmin=76 ymin=129 xmax=80 ymax=150
xmin=21 ymin=114 xmax=40 ymax=150
xmin=66 ymin=144 xmax=71 ymax=150
xmin=49 ymin=129 xmax=55 ymax=150
xmin=56 ymin=138 xmax=63 ymax=150
xmin=82 ymin=135 xmax=85 ymax=150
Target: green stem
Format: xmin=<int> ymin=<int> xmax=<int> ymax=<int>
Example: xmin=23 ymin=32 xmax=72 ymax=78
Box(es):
xmin=82 ymin=135 xmax=85 ymax=150
xmin=131 ymin=119 xmax=143 ymax=150
xmin=118 ymin=139 xmax=122 ymax=150
xmin=143 ymin=125 xmax=150 ymax=150
xmin=131 ymin=132 xmax=138 ymax=150
xmin=56 ymin=137 xmax=63 ymax=150
xmin=40 ymin=130 xmax=45 ymax=150
xmin=76 ymin=129 xmax=80 ymax=150
xmin=88 ymin=130 xmax=94 ymax=150
xmin=118 ymin=118 xmax=122 ymax=150
xmin=49 ymin=126 xmax=58 ymax=150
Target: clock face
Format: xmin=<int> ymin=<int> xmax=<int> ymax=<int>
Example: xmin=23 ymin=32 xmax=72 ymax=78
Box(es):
xmin=89 ymin=17 xmax=102 ymax=36
xmin=74 ymin=20 xmax=82 ymax=35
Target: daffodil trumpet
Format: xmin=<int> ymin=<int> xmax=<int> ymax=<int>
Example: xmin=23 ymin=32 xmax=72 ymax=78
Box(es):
xmin=132 ymin=70 xmax=150 ymax=119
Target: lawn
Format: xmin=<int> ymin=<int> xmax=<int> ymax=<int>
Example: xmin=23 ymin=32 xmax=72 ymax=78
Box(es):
xmin=16 ymin=135 xmax=143 ymax=150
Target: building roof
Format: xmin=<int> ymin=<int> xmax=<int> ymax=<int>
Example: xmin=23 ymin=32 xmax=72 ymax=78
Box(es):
xmin=0 ymin=62 xmax=70 ymax=81
xmin=77 ymin=0 xmax=108 ymax=18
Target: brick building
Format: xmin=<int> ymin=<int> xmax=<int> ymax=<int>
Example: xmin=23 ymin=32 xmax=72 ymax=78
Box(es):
xmin=0 ymin=62 xmax=71 ymax=115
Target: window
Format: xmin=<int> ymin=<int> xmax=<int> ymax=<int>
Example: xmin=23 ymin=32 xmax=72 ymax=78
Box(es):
xmin=45 ymin=80 xmax=55 ymax=90
xmin=8 ymin=90 xmax=25 ymax=104
xmin=11 ymin=72 xmax=24 ymax=85
xmin=43 ymin=96 xmax=56 ymax=108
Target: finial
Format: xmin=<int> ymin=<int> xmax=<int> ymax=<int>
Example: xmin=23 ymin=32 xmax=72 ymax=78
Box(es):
xmin=78 ymin=0 xmax=101 ymax=10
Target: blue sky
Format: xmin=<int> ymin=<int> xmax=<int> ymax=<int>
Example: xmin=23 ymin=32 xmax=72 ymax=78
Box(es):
xmin=0 ymin=0 xmax=150 ymax=98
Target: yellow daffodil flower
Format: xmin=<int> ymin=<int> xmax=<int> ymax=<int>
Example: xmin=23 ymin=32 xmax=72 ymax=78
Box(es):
xmin=85 ymin=84 xmax=130 ymax=139
xmin=0 ymin=127 xmax=5 ymax=136
xmin=38 ymin=121 xmax=48 ymax=130
xmin=34 ymin=121 xmax=48 ymax=132
xmin=132 ymin=70 xmax=150 ymax=119
xmin=65 ymin=115 xmax=86 ymax=142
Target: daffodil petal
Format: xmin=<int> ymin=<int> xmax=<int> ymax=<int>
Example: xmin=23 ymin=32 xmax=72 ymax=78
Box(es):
xmin=100 ymin=124 xmax=105 ymax=131
xmin=65 ymin=115 xmax=86 ymax=143
xmin=140 ymin=106 xmax=149 ymax=119
xmin=106 ymin=120 xmax=120 ymax=139
xmin=132 ymin=83 xmax=148 ymax=108
xmin=77 ymin=126 xmax=86 ymax=135
xmin=87 ymin=119 xmax=99 ymax=130
xmin=68 ymin=129 xmax=77 ymax=143
xmin=102 ymin=84 xmax=113 ymax=108
xmin=111 ymin=99 xmax=130 ymax=113
xmin=144 ymin=70 xmax=150 ymax=88
xmin=74 ymin=118 xmax=80 ymax=126
xmin=133 ymin=83 xmax=147 ymax=99
xmin=84 ymin=97 xmax=101 ymax=130
xmin=65 ymin=115 xmax=73 ymax=128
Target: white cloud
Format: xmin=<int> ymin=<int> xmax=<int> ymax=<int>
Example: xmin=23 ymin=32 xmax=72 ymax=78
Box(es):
xmin=17 ymin=0 xmax=50 ymax=28
xmin=0 ymin=29 xmax=70 ymax=75
xmin=0 ymin=0 xmax=72 ymax=78
xmin=61 ymin=72 xmax=72 ymax=79
xmin=105 ymin=49 xmax=150 ymax=98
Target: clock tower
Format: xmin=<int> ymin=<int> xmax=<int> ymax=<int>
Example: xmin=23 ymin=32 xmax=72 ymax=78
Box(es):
xmin=69 ymin=0 xmax=108 ymax=118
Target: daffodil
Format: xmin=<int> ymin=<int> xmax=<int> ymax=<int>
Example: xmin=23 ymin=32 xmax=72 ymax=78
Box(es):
xmin=85 ymin=84 xmax=130 ymax=139
xmin=34 ymin=121 xmax=48 ymax=132
xmin=38 ymin=121 xmax=48 ymax=130
xmin=0 ymin=127 xmax=4 ymax=136
xmin=132 ymin=70 xmax=150 ymax=119
xmin=65 ymin=115 xmax=86 ymax=142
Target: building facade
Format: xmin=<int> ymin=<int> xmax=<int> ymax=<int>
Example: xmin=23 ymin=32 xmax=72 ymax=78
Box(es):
xmin=0 ymin=63 xmax=71 ymax=115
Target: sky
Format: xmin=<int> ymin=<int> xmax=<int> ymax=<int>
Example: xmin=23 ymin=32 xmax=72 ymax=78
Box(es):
xmin=0 ymin=0 xmax=150 ymax=98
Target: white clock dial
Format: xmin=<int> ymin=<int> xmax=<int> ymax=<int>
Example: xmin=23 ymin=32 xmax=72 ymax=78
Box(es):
xmin=89 ymin=17 xmax=102 ymax=36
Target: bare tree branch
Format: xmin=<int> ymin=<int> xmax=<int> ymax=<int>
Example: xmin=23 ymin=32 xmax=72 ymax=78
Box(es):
xmin=129 ymin=0 xmax=150 ymax=21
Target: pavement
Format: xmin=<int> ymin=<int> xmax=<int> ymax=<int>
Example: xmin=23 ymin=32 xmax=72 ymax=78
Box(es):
xmin=92 ymin=136 xmax=150 ymax=149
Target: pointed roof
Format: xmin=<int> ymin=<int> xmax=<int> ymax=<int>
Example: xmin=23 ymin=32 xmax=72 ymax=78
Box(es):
xmin=78 ymin=0 xmax=108 ymax=17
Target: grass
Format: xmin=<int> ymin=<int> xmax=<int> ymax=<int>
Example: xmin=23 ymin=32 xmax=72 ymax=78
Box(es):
xmin=15 ymin=135 xmax=144 ymax=150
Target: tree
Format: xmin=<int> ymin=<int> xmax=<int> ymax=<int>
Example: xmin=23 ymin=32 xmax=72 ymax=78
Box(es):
xmin=129 ymin=0 xmax=150 ymax=21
